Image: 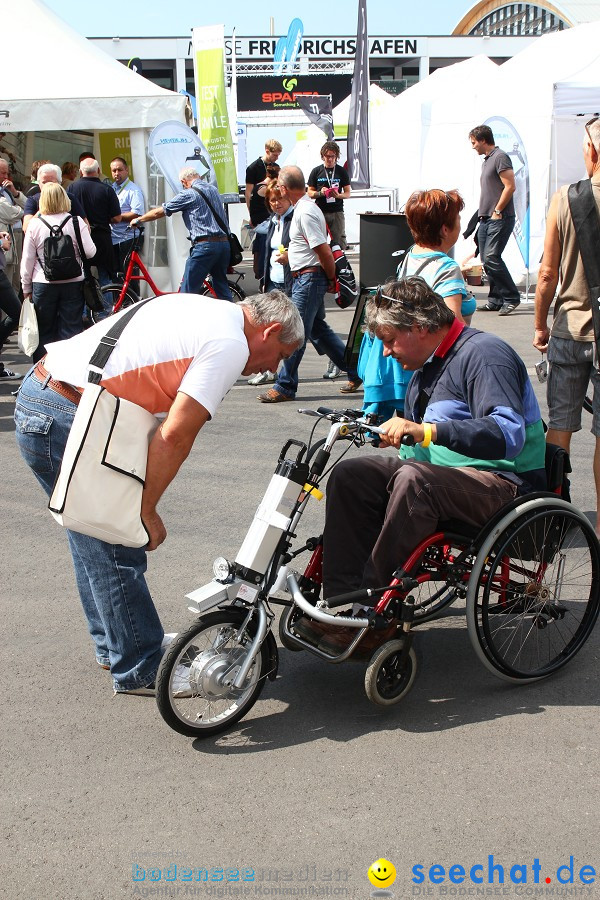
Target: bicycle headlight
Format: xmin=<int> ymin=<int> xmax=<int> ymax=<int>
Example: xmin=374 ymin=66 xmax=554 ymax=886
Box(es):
xmin=213 ymin=556 xmax=233 ymax=582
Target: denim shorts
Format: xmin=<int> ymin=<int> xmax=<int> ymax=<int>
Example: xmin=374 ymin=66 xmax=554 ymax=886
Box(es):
xmin=547 ymin=336 xmax=600 ymax=435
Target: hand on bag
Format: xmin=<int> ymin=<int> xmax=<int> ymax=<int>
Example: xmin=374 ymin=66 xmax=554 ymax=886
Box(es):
xmin=142 ymin=509 xmax=167 ymax=551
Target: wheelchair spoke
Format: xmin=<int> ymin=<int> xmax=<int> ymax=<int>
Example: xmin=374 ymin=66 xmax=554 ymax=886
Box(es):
xmin=471 ymin=505 xmax=600 ymax=679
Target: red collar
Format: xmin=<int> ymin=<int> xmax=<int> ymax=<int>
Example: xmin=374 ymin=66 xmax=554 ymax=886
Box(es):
xmin=433 ymin=318 xmax=465 ymax=359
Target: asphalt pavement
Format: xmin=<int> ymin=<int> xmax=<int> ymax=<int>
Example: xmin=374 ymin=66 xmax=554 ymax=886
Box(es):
xmin=2 ymin=257 xmax=599 ymax=900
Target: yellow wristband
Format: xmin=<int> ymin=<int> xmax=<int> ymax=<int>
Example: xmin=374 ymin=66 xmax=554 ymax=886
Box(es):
xmin=420 ymin=422 xmax=432 ymax=448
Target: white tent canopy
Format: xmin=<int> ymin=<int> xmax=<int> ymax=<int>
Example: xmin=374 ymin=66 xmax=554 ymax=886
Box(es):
xmin=368 ymin=24 xmax=600 ymax=283
xmin=1 ymin=0 xmax=187 ymax=132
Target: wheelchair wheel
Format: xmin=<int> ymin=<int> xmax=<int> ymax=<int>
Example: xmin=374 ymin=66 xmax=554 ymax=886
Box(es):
xmin=364 ymin=639 xmax=418 ymax=706
xmin=156 ymin=608 xmax=270 ymax=737
xmin=410 ymin=534 xmax=472 ymax=623
xmin=467 ymin=498 xmax=600 ymax=682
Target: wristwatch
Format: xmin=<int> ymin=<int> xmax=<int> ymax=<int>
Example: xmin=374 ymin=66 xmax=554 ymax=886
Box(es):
xmin=494 ymin=208 xmax=502 ymax=216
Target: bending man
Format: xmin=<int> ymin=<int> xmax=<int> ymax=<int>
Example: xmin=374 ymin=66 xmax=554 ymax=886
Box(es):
xmin=15 ymin=291 xmax=303 ymax=695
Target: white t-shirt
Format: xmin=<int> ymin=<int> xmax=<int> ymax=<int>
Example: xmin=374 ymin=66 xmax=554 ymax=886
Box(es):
xmin=268 ymin=218 xmax=285 ymax=284
xmin=288 ymin=195 xmax=328 ymax=272
xmin=44 ymin=294 xmax=249 ymax=418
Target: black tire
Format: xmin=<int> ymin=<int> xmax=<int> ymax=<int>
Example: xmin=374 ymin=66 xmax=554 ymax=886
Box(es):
xmin=467 ymin=501 xmax=600 ymax=681
xmin=364 ymin=639 xmax=418 ymax=705
xmin=156 ymin=608 xmax=270 ymax=737
xmin=200 ymin=279 xmax=246 ymax=302
xmin=90 ymin=283 xmax=139 ymax=323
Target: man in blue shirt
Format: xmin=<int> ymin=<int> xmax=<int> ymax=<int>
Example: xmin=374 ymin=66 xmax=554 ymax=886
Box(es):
xmin=131 ymin=167 xmax=232 ymax=300
xmin=109 ymin=157 xmax=145 ymax=296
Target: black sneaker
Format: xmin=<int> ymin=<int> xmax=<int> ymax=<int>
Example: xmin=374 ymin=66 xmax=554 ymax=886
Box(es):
xmin=0 ymin=367 xmax=22 ymax=380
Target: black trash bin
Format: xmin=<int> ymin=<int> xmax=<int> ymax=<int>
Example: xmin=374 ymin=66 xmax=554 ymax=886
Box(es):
xmin=344 ymin=213 xmax=414 ymax=369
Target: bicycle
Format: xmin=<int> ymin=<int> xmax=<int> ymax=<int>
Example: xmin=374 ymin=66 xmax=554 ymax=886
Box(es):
xmin=155 ymin=406 xmax=599 ymax=738
xmin=92 ymin=227 xmax=247 ymax=321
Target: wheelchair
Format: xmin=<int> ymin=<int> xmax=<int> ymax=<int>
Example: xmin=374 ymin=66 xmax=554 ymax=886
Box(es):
xmin=157 ymin=408 xmax=600 ymax=736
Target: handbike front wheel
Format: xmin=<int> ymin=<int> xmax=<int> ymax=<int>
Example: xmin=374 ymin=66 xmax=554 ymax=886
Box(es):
xmin=90 ymin=284 xmax=139 ymax=323
xmin=156 ymin=608 xmax=270 ymax=737
xmin=467 ymin=500 xmax=600 ymax=682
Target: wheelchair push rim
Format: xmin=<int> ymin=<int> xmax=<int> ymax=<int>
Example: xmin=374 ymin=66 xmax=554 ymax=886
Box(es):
xmin=466 ymin=498 xmax=600 ymax=682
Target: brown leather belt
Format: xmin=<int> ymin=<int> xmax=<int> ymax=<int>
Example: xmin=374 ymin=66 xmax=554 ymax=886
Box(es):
xmin=34 ymin=359 xmax=82 ymax=406
xmin=291 ymin=266 xmax=322 ymax=278
xmin=192 ymin=234 xmax=228 ymax=244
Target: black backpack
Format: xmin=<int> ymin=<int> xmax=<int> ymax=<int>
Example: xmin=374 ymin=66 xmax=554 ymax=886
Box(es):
xmin=37 ymin=215 xmax=82 ymax=281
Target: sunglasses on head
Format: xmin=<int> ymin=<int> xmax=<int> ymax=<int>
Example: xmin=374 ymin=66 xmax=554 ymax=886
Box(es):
xmin=371 ymin=285 xmax=415 ymax=310
xmin=585 ymin=116 xmax=599 ymax=143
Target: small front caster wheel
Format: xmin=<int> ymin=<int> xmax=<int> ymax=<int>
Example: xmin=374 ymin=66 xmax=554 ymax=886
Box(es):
xmin=364 ymin=639 xmax=418 ymax=706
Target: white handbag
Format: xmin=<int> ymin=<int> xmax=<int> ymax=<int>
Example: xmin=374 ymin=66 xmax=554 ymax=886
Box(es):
xmin=48 ymin=301 xmax=159 ymax=548
xmin=18 ymin=296 xmax=39 ymax=357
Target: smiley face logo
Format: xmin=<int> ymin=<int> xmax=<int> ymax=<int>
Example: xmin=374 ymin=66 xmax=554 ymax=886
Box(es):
xmin=368 ymin=858 xmax=396 ymax=888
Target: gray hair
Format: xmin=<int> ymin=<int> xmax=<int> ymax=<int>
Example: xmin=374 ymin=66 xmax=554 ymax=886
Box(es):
xmin=278 ymin=165 xmax=305 ymax=192
xmin=585 ymin=119 xmax=600 ymax=153
xmin=37 ymin=163 xmax=62 ymax=183
xmin=179 ymin=167 xmax=201 ymax=182
xmin=81 ymin=158 xmax=100 ymax=175
xmin=240 ymin=290 xmax=304 ymax=345
xmin=364 ymin=277 xmax=455 ymax=336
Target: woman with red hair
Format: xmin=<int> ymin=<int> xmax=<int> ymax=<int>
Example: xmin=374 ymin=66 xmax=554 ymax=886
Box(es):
xmin=359 ymin=188 xmax=474 ymax=424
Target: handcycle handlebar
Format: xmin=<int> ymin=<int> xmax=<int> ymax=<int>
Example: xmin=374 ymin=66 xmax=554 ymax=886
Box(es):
xmin=298 ymin=407 xmax=416 ymax=443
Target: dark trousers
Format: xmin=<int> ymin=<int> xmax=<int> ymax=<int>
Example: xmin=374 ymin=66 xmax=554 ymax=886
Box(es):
xmin=322 ymin=455 xmax=517 ymax=601
xmin=31 ymin=280 xmax=85 ymax=363
xmin=0 ymin=269 xmax=21 ymax=347
xmin=478 ymin=215 xmax=520 ymax=307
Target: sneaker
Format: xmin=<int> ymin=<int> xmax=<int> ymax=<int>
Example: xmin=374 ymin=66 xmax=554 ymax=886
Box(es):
xmin=98 ymin=632 xmax=177 ymax=671
xmin=477 ymin=302 xmax=502 ymax=312
xmin=339 ymin=379 xmax=363 ymax=394
xmin=258 ymin=388 xmax=294 ymax=403
xmin=323 ymin=361 xmax=341 ymax=379
xmin=247 ymin=370 xmax=276 ymax=386
xmin=0 ymin=367 xmax=22 ymax=380
xmin=115 ymin=663 xmax=192 ymax=698
xmin=498 ymin=302 xmax=520 ymax=316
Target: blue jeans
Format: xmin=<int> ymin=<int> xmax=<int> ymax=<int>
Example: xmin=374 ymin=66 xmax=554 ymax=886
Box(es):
xmin=478 ymin=216 xmax=520 ymax=307
xmin=181 ymin=240 xmax=232 ymax=300
xmin=14 ymin=370 xmax=164 ymax=691
xmin=275 ymin=270 xmax=358 ymax=398
xmin=32 ymin=280 xmax=85 ymax=363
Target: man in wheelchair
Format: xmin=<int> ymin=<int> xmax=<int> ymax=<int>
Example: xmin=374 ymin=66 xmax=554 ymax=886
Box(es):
xmin=296 ymin=276 xmax=547 ymax=653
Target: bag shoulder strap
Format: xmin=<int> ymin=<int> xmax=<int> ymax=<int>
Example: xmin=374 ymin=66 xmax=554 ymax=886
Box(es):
xmin=568 ymin=179 xmax=600 ymax=347
xmin=87 ymin=299 xmax=153 ymax=384
xmin=191 ymin=185 xmax=228 ymax=235
xmin=71 ymin=216 xmax=90 ymax=276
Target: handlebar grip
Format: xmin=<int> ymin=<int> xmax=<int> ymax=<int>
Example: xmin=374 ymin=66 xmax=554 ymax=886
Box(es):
xmin=401 ymin=434 xmax=416 ymax=446
xmin=316 ymin=406 xmax=334 ymax=416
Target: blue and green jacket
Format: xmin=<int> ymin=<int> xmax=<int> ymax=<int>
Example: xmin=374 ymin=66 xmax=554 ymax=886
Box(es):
xmin=400 ymin=326 xmax=546 ymax=495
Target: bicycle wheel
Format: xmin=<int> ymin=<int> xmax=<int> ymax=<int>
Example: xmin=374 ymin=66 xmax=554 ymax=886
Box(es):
xmin=467 ymin=500 xmax=600 ymax=682
xmin=200 ymin=279 xmax=246 ymax=302
xmin=156 ymin=608 xmax=271 ymax=737
xmin=90 ymin=284 xmax=139 ymax=323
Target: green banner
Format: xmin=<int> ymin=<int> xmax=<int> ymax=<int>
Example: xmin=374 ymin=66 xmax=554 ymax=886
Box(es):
xmin=98 ymin=131 xmax=133 ymax=181
xmin=193 ymin=26 xmax=238 ymax=197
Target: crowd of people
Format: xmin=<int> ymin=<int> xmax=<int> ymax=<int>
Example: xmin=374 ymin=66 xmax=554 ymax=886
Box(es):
xmin=3 ymin=116 xmax=600 ymax=695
